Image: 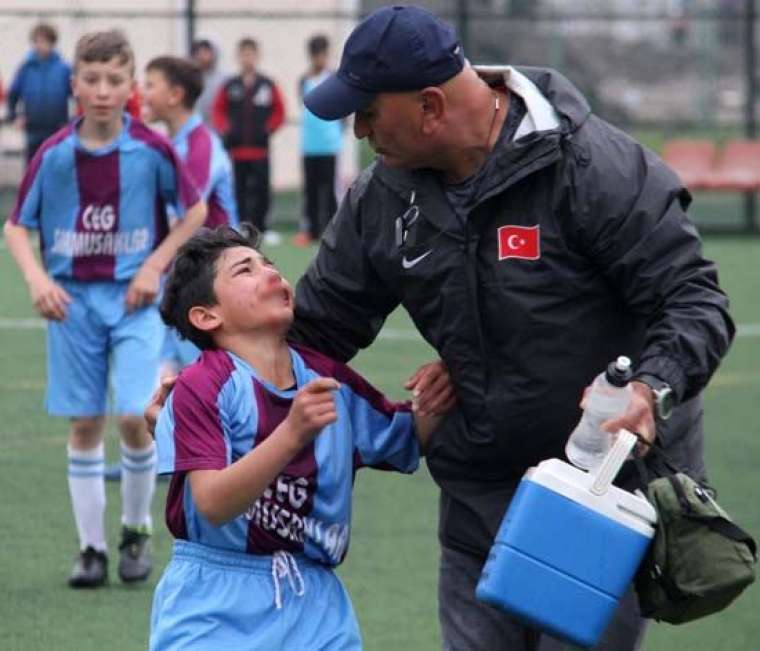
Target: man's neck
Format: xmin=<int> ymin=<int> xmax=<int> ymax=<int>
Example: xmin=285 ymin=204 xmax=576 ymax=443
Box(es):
xmin=441 ymin=88 xmax=509 ymax=185
xmin=220 ymin=333 xmax=295 ymax=390
xmin=78 ymin=114 xmax=124 ymax=150
xmin=241 ymin=70 xmax=257 ymax=87
xmin=167 ymin=109 xmax=193 ymax=138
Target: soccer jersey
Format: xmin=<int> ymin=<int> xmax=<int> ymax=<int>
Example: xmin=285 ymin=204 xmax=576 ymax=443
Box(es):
xmin=9 ymin=114 xmax=200 ymax=282
xmin=155 ymin=344 xmax=419 ymax=567
xmin=171 ymin=114 xmax=238 ymax=228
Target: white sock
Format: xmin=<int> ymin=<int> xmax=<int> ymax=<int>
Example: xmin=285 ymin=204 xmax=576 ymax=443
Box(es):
xmin=120 ymin=441 xmax=157 ymax=531
xmin=67 ymin=443 xmax=107 ymax=552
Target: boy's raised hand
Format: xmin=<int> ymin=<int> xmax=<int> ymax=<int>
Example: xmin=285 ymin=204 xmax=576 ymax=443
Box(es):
xmin=28 ymin=272 xmax=72 ymax=321
xmin=283 ymin=378 xmax=340 ymax=445
xmin=126 ymin=262 xmax=161 ymax=311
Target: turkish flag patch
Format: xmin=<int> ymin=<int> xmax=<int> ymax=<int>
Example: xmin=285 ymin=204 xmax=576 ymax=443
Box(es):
xmin=497 ymin=224 xmax=541 ymax=261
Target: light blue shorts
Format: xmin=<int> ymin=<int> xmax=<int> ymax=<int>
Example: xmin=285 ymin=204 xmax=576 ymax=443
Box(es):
xmin=45 ymin=280 xmax=162 ymax=417
xmin=160 ymin=326 xmax=201 ymax=369
xmin=150 ymin=540 xmax=362 ymax=650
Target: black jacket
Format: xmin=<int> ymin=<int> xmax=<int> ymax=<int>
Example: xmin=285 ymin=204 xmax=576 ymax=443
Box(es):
xmin=290 ymin=67 xmax=734 ymax=556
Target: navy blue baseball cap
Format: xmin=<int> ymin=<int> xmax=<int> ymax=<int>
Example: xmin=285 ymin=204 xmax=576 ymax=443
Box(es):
xmin=304 ymin=5 xmax=465 ymax=120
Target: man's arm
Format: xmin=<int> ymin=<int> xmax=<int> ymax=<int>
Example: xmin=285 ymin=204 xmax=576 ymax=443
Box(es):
xmin=125 ymin=199 xmax=207 ymax=311
xmin=4 ymin=220 xmax=71 ymax=321
xmin=290 ymin=176 xmax=399 ymax=361
xmin=6 ymin=65 xmax=24 ymax=122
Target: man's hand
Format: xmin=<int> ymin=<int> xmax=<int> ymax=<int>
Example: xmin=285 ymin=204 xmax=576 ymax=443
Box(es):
xmin=28 ymin=272 xmax=72 ymax=321
xmin=126 ymin=263 xmax=161 ymax=311
xmin=404 ymin=360 xmax=456 ymax=416
xmin=602 ymin=382 xmax=656 ymax=455
xmin=144 ymin=375 xmax=177 ymax=437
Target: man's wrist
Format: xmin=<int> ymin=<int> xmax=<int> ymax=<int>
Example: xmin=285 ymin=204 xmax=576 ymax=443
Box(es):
xmin=633 ymin=373 xmax=675 ymax=421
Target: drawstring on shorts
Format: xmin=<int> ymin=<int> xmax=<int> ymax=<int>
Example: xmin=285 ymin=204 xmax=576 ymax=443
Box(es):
xmin=271 ymin=550 xmax=305 ymax=609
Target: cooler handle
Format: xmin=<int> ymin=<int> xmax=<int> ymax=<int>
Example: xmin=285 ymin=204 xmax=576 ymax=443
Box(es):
xmin=589 ymin=429 xmax=637 ymax=496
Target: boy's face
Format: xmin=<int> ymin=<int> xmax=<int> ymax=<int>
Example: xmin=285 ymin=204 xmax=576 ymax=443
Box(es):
xmin=32 ymin=35 xmax=53 ymax=59
xmin=142 ymin=68 xmax=182 ymax=122
xmin=209 ymin=246 xmax=294 ymax=337
xmin=310 ymin=50 xmax=328 ymax=72
xmin=193 ymin=46 xmax=214 ymax=71
xmin=238 ymin=46 xmax=258 ymax=74
xmin=72 ymin=57 xmax=135 ymax=128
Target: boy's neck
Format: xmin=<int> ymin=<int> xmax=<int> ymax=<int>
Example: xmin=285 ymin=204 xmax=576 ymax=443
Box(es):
xmin=78 ymin=114 xmax=124 ymax=150
xmin=167 ymin=109 xmax=193 ymax=138
xmin=221 ymin=333 xmax=295 ymax=390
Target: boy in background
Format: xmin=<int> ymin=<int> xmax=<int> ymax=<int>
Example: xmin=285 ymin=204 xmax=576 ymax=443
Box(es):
xmin=294 ymin=34 xmax=343 ymax=247
xmin=3 ymin=30 xmax=206 ymax=588
xmin=6 ymin=22 xmax=71 ymax=163
xmin=151 ymin=226 xmax=451 ymax=649
xmin=143 ymin=55 xmax=239 ymax=374
xmin=212 ymin=38 xmax=285 ymax=245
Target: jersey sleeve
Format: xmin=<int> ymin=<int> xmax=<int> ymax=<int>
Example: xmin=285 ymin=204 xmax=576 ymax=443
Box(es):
xmin=8 ymin=149 xmax=46 ymax=229
xmin=339 ymin=366 xmax=420 ymax=474
xmin=154 ymin=373 xmax=231 ymax=475
xmin=156 ymin=144 xmax=202 ymax=217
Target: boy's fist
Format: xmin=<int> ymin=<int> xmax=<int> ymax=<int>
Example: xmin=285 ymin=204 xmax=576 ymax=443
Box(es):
xmin=285 ymin=378 xmax=340 ymax=443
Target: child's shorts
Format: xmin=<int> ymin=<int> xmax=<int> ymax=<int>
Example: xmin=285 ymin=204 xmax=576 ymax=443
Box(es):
xmin=150 ymin=540 xmax=362 ymax=650
xmin=160 ymin=326 xmax=201 ymax=370
xmin=45 ymin=279 xmax=163 ymax=417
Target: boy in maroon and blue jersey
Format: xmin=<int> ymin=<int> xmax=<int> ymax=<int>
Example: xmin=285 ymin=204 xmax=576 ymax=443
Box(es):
xmin=143 ymin=55 xmax=239 ymax=372
xmin=151 ymin=226 xmax=453 ymax=650
xmin=3 ymin=30 xmax=207 ymax=589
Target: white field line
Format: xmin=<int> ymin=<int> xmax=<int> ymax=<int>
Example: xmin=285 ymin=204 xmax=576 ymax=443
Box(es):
xmin=1 ymin=318 xmax=760 ymax=339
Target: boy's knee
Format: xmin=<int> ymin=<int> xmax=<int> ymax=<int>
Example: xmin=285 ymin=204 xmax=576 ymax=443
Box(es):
xmin=118 ymin=414 xmax=151 ymax=448
xmin=69 ymin=416 xmax=106 ymax=449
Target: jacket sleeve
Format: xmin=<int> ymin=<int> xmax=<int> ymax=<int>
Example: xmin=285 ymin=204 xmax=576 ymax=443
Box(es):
xmin=290 ymin=176 xmax=400 ymax=362
xmin=570 ymin=123 xmax=735 ymax=403
xmin=6 ymin=65 xmax=25 ymax=121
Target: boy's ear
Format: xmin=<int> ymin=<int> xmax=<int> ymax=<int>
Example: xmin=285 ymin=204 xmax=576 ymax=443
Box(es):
xmin=188 ymin=305 xmax=222 ymax=335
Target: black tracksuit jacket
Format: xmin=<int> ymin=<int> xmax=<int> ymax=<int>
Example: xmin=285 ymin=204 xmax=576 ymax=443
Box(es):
xmin=290 ymin=67 xmax=735 ymax=557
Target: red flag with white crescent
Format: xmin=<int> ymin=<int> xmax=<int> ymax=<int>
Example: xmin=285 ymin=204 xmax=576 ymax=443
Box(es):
xmin=497 ymin=225 xmax=541 ymax=261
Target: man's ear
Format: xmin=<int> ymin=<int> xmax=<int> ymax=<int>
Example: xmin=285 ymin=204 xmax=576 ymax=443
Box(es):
xmin=419 ymin=87 xmax=446 ymax=135
xmin=188 ymin=305 xmax=222 ymax=335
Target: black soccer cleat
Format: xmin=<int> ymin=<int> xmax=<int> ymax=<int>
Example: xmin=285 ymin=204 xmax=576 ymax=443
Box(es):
xmin=68 ymin=546 xmax=108 ymax=588
xmin=118 ymin=526 xmax=153 ymax=583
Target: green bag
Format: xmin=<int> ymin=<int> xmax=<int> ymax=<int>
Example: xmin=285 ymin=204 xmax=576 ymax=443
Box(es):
xmin=634 ymin=453 xmax=757 ymax=624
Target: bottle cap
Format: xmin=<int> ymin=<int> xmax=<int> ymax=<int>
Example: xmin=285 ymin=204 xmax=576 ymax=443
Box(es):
xmin=606 ymin=356 xmax=633 ymax=387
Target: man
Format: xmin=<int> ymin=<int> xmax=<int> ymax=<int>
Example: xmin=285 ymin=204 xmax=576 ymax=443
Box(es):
xmin=292 ymin=5 xmax=734 ymax=651
xmin=294 ymin=34 xmax=344 ymax=246
xmin=212 ymin=38 xmax=285 ymax=246
xmin=7 ymin=23 xmax=71 ymax=163
xmin=190 ymin=39 xmax=225 ymax=126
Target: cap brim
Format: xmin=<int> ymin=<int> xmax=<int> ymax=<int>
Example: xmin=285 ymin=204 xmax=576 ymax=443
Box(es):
xmin=304 ymin=73 xmax=376 ymax=121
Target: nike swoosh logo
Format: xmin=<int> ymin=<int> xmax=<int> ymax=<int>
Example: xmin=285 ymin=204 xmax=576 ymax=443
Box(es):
xmin=401 ymin=250 xmax=433 ymax=269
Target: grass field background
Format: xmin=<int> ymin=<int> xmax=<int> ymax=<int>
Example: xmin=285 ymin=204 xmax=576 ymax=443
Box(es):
xmin=1 ymin=189 xmax=759 ymax=650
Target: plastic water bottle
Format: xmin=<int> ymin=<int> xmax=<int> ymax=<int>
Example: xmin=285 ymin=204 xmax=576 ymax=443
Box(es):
xmin=565 ymin=356 xmax=633 ymax=472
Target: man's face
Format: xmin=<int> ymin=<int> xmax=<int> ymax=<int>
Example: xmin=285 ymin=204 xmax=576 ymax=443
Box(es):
xmin=72 ymin=57 xmax=134 ymax=128
xmin=142 ymin=69 xmax=179 ymax=122
xmin=32 ymin=35 xmax=53 ymax=59
xmin=237 ymin=46 xmax=258 ymax=74
xmin=353 ymin=93 xmax=428 ymax=169
xmin=192 ymin=46 xmax=214 ymax=72
xmin=211 ymin=246 xmax=294 ymax=337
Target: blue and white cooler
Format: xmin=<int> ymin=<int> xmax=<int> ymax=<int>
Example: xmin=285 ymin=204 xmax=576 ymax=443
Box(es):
xmin=476 ymin=430 xmax=657 ymax=648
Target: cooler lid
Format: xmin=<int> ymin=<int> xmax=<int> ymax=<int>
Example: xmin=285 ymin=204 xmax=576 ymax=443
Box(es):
xmin=524 ymin=459 xmax=657 ymax=537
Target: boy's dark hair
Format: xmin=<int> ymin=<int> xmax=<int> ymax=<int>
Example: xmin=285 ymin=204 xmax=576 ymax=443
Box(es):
xmin=74 ymin=30 xmax=134 ymax=73
xmin=308 ymin=34 xmax=329 ymax=57
xmin=237 ymin=37 xmax=258 ymax=51
xmin=146 ymin=56 xmax=204 ymax=109
xmin=160 ymin=226 xmax=260 ymax=350
xmin=30 ymin=23 xmax=57 ymax=44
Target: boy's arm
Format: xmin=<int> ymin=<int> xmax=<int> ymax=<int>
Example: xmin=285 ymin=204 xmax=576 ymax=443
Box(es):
xmin=3 ymin=221 xmax=71 ymax=320
xmin=125 ymin=199 xmax=206 ymax=311
xmin=189 ymin=378 xmax=339 ymax=526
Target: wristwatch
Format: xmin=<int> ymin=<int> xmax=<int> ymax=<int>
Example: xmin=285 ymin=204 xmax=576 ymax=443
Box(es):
xmin=634 ymin=374 xmax=675 ymax=421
